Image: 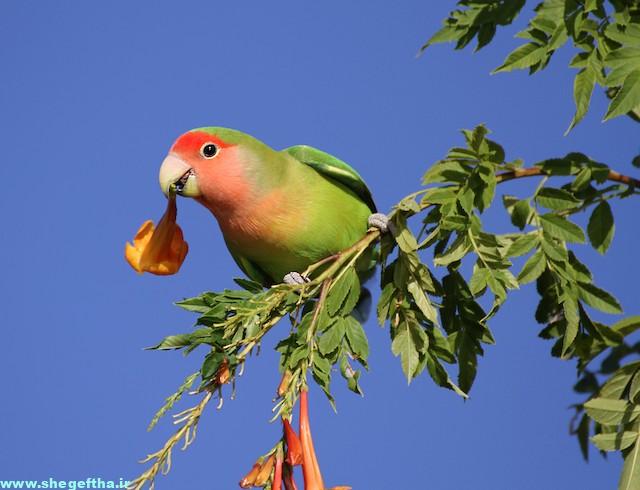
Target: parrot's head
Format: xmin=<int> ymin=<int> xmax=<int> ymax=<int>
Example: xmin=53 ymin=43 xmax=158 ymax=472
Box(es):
xmin=158 ymin=127 xmax=273 ymax=216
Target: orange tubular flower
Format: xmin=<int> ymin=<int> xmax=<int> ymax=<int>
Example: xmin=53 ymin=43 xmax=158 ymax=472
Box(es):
xmin=272 ymin=452 xmax=283 ymax=490
xmin=299 ymin=390 xmax=325 ymax=490
xmin=254 ymin=454 xmax=276 ymax=487
xmin=282 ymin=463 xmax=299 ymax=490
xmin=238 ymin=461 xmax=261 ymax=488
xmin=283 ymin=419 xmax=303 ymax=466
xmin=125 ymin=194 xmax=188 ymax=275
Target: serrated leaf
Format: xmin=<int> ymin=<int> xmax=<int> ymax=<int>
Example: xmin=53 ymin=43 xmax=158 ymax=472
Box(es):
xmin=539 ymin=214 xmax=585 ymax=243
xmin=584 ymin=398 xmax=640 ymax=425
xmin=175 ymin=296 xmax=214 ymax=313
xmin=562 ymin=298 xmax=579 ymax=357
xmin=587 ymin=201 xmax=615 ymax=254
xmin=517 ymin=249 xmax=546 ymax=284
xmin=494 ymin=43 xmax=547 ymax=73
xmin=536 ymin=188 xmax=581 ymax=210
xmin=613 ymin=316 xmax=640 ymax=337
xmin=578 ymin=282 xmax=622 ymax=314
xmin=345 ymin=316 xmax=369 ymax=362
xmin=604 ymin=70 xmax=640 ymax=121
xmin=407 ymin=280 xmax=439 ymax=325
xmin=327 ymin=268 xmax=360 ymax=317
xmin=392 ymin=322 xmax=420 ymax=384
xmin=591 ymin=431 xmax=638 ymax=452
xmin=233 ymin=277 xmax=264 ymax=293
xmin=318 ymin=317 xmax=347 ymax=355
xmin=469 ymin=266 xmax=490 ymax=295
xmin=567 ymin=64 xmax=596 ymax=133
xmin=620 ymin=426 xmax=640 ymax=490
xmin=434 ymin=234 xmax=471 ymax=266
xmin=148 ymin=329 xmax=211 ymax=350
xmin=511 ymin=199 xmax=532 ymax=229
xmin=507 ymin=234 xmax=539 ymax=257
xmin=377 ymin=283 xmax=395 ymax=326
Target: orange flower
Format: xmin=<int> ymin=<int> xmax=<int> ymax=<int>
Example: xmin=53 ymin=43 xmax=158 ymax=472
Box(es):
xmin=238 ymin=461 xmax=261 ymax=488
xmin=125 ymin=194 xmax=188 ymax=275
xmin=254 ymin=454 xmax=276 ymax=487
xmin=272 ymin=451 xmax=283 ymax=490
xmin=282 ymin=463 xmax=298 ymax=490
xmin=283 ymin=419 xmax=303 ymax=466
xmin=299 ymin=390 xmax=325 ymax=490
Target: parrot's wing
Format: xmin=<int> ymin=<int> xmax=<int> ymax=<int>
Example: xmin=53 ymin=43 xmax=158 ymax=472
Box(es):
xmin=282 ymin=145 xmax=377 ymax=212
xmin=225 ymin=240 xmax=274 ymax=287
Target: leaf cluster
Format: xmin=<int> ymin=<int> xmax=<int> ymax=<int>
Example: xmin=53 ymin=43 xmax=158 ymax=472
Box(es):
xmin=423 ymin=0 xmax=640 ymax=130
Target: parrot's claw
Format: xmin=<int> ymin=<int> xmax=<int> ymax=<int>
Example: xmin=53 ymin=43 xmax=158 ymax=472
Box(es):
xmin=368 ymin=213 xmax=391 ymax=233
xmin=283 ymin=271 xmax=309 ymax=285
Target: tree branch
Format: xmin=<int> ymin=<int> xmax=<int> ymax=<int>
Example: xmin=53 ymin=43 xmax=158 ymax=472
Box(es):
xmin=496 ymin=167 xmax=640 ymax=187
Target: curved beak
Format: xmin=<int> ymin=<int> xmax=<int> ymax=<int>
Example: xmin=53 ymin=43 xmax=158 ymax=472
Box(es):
xmin=158 ymin=154 xmax=201 ymax=197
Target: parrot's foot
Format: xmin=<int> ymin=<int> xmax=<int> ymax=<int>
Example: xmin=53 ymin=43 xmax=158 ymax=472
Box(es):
xmin=368 ymin=213 xmax=391 ymax=233
xmin=283 ymin=271 xmax=309 ymax=285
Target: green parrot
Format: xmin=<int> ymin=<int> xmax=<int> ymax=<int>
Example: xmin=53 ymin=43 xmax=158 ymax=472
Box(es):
xmin=157 ymin=127 xmax=388 ymax=286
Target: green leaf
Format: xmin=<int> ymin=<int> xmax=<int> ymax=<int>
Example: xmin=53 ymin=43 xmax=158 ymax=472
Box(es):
xmin=567 ymin=63 xmax=597 ymax=133
xmin=393 ymin=219 xmax=420 ymax=253
xmin=469 ymin=266 xmax=490 ymax=295
xmin=507 ymin=234 xmax=539 ymax=257
xmin=148 ymin=329 xmax=212 ymax=350
xmin=539 ymin=214 xmax=585 ymax=243
xmin=511 ymin=199 xmax=532 ymax=229
xmin=562 ymin=297 xmax=579 ymax=357
xmin=233 ymin=277 xmax=264 ymax=293
xmin=434 ymin=234 xmax=471 ymax=266
xmin=578 ymin=282 xmax=623 ymax=314
xmin=536 ymin=188 xmax=581 ymax=210
xmin=326 ymin=268 xmax=360 ymax=317
xmin=604 ymin=70 xmax=640 ymax=121
xmin=613 ymin=316 xmax=640 ymax=337
xmin=318 ymin=317 xmax=347 ymax=355
xmin=584 ymin=398 xmax=640 ymax=425
xmin=175 ymin=296 xmax=214 ymax=313
xmin=587 ymin=201 xmax=615 ymax=254
xmin=377 ymin=283 xmax=395 ymax=326
xmin=345 ymin=316 xmax=369 ymax=362
xmin=407 ymin=280 xmax=439 ymax=325
xmin=620 ymin=427 xmax=640 ymax=490
xmin=494 ymin=43 xmax=547 ymax=73
xmin=517 ymin=249 xmax=546 ymax=284
xmin=392 ymin=320 xmax=427 ymax=384
xmin=591 ymin=431 xmax=638 ymax=452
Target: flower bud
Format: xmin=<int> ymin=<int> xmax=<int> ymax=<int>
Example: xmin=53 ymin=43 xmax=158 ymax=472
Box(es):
xmin=239 ymin=461 xmax=261 ymax=488
xmin=254 ymin=454 xmax=276 ymax=487
xmin=216 ymin=358 xmax=231 ymax=385
xmin=277 ymin=370 xmax=293 ymax=397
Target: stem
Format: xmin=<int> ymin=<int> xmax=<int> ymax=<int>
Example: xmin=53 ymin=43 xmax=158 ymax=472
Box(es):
xmin=496 ymin=167 xmax=640 ymax=187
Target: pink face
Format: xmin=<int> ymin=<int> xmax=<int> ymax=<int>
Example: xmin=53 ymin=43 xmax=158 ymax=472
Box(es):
xmin=159 ymin=130 xmax=252 ymax=216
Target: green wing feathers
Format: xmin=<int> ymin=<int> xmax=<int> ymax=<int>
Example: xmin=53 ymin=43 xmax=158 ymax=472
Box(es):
xmin=282 ymin=145 xmax=377 ymax=212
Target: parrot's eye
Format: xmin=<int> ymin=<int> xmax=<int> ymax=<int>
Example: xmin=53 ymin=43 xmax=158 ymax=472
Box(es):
xmin=200 ymin=143 xmax=219 ymax=159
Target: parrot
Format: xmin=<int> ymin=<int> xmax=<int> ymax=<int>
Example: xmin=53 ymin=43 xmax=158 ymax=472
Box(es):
xmin=157 ymin=127 xmax=388 ymax=286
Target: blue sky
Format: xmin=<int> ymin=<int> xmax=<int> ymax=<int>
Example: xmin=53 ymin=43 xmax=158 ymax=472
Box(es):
xmin=1 ymin=1 xmax=638 ymax=488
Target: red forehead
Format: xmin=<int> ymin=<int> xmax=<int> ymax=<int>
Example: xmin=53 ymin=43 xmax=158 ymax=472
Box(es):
xmin=170 ymin=131 xmax=233 ymax=154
